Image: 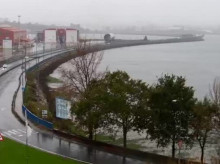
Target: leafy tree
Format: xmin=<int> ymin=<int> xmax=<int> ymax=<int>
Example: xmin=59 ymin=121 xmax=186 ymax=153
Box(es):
xmin=192 ymin=98 xmax=216 ymax=164
xmin=73 ymin=80 xmax=107 ymax=140
xmin=147 ymin=74 xmax=196 ymax=158
xmin=101 ymin=71 xmax=149 ymax=148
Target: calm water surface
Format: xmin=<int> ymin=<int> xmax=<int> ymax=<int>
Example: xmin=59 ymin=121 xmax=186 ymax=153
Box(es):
xmin=99 ymin=35 xmax=220 ymax=99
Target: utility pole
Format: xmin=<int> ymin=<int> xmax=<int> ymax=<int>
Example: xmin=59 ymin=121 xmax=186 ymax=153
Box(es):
xmin=18 ymin=15 xmax=21 ymax=50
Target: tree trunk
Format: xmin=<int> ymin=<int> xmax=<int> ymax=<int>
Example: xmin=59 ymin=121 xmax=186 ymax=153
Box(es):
xmin=123 ymin=126 xmax=127 ymax=148
xmin=172 ymin=138 xmax=176 ymax=158
xmin=88 ymin=128 xmax=93 ymax=140
xmin=201 ymin=147 xmax=204 ymax=164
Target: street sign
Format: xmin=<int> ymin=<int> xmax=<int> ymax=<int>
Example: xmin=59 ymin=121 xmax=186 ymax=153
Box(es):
xmin=42 ymin=110 xmax=48 ymax=118
xmin=0 ymin=133 xmax=4 ymax=141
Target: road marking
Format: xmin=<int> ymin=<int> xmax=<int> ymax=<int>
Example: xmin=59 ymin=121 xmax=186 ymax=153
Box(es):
xmin=11 ymin=129 xmax=19 ymax=134
xmin=2 ymin=132 xmax=11 ymax=136
xmin=17 ymin=129 xmax=26 ymax=134
xmin=8 ymin=130 xmax=17 ymax=135
xmin=18 ymin=135 xmax=23 ymax=137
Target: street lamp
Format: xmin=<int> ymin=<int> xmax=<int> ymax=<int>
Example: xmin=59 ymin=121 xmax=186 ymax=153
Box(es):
xmin=18 ymin=15 xmax=21 ymax=50
xmin=172 ymin=99 xmax=182 ymax=164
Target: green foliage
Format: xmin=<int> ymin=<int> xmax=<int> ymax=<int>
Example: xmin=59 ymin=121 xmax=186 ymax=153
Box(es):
xmin=147 ymin=74 xmax=196 ymax=158
xmin=47 ymin=76 xmax=63 ymax=83
xmin=24 ymin=71 xmax=49 ymax=118
xmin=192 ymin=98 xmax=217 ymax=163
xmin=98 ymin=71 xmax=149 ymax=148
xmin=73 ymin=79 xmax=108 ymax=140
xmin=73 ymin=70 xmax=149 ymax=146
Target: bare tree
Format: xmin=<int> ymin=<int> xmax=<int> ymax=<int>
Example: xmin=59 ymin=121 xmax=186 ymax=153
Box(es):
xmin=59 ymin=42 xmax=104 ymax=97
xmin=210 ymin=77 xmax=220 ymax=106
xmin=209 ymin=77 xmax=220 ymax=130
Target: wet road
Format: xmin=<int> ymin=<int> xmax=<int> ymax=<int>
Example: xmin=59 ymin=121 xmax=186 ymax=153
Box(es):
xmin=0 ymin=50 xmax=149 ymax=164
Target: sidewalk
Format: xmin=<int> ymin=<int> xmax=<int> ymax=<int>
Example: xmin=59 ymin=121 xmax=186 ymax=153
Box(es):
xmin=14 ymin=82 xmax=25 ymax=122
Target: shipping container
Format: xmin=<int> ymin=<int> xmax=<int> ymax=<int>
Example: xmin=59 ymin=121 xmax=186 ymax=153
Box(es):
xmin=44 ymin=29 xmax=56 ymax=43
xmin=66 ymin=29 xmax=78 ymax=44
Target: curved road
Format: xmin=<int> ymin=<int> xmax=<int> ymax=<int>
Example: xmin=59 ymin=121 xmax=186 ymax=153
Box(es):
xmin=0 ymin=49 xmax=148 ymax=164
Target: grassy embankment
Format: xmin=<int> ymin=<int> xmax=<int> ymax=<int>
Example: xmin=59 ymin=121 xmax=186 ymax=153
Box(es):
xmin=47 ymin=75 xmax=63 ymax=83
xmin=0 ymin=137 xmax=85 ymax=164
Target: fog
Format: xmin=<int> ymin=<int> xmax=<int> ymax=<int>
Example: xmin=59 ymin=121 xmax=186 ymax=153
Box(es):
xmin=1 ymin=0 xmax=220 ymax=28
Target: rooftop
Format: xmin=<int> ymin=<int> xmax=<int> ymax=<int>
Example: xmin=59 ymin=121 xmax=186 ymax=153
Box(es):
xmin=0 ymin=27 xmax=26 ymax=32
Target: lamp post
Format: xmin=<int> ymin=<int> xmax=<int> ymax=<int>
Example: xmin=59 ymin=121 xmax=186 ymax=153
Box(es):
xmin=172 ymin=99 xmax=182 ymax=164
xmin=18 ymin=15 xmax=21 ymax=50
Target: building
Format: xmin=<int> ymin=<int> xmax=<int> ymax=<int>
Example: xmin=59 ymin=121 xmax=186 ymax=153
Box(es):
xmin=0 ymin=27 xmax=27 ymax=47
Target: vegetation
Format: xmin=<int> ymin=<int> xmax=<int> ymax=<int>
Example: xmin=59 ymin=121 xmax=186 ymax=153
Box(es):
xmin=145 ymin=74 xmax=196 ymax=158
xmin=209 ymin=77 xmax=220 ymax=130
xmin=47 ymin=76 xmax=63 ymax=83
xmin=100 ymin=71 xmax=149 ymax=148
xmin=59 ymin=43 xmax=104 ymax=96
xmin=73 ymin=80 xmax=107 ymax=140
xmin=192 ymin=98 xmax=217 ymax=164
xmin=73 ymin=71 xmax=149 ymax=148
xmin=0 ymin=137 xmax=85 ymax=164
xmin=24 ymin=72 xmax=46 ymax=116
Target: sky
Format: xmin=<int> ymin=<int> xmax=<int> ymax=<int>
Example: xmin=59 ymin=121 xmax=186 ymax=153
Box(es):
xmin=1 ymin=0 xmax=220 ymax=29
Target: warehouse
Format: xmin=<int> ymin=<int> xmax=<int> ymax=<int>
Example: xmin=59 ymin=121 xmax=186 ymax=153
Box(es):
xmin=0 ymin=26 xmax=27 ymax=48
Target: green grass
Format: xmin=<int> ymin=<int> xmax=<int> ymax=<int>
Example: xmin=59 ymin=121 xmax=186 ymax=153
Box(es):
xmin=0 ymin=137 xmax=85 ymax=164
xmin=95 ymin=134 xmax=144 ymax=150
xmin=47 ymin=76 xmax=63 ymax=83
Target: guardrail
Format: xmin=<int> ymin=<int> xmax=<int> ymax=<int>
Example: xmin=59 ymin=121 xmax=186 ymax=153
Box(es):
xmin=22 ymin=105 xmax=53 ymax=129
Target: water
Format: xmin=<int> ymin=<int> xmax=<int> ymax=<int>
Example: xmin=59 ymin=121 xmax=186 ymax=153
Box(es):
xmin=99 ymin=35 xmax=220 ymax=100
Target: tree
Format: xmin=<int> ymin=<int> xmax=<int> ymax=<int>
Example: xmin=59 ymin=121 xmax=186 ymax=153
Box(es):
xmin=101 ymin=71 xmax=149 ymax=148
xmin=192 ymin=98 xmax=216 ymax=164
xmin=73 ymin=80 xmax=107 ymax=140
xmin=209 ymin=77 xmax=220 ymax=130
xmin=147 ymin=74 xmax=196 ymax=158
xmin=59 ymin=43 xmax=104 ymax=97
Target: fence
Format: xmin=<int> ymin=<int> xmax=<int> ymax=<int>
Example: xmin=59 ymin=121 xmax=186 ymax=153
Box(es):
xmin=22 ymin=105 xmax=53 ymax=129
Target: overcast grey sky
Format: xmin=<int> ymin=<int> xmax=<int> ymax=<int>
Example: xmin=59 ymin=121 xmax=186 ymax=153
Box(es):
xmin=1 ymin=0 xmax=220 ymax=28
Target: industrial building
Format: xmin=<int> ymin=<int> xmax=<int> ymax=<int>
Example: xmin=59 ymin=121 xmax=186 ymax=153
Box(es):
xmin=0 ymin=26 xmax=27 ymax=48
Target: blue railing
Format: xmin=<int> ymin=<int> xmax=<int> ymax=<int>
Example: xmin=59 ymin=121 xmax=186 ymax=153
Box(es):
xmin=22 ymin=105 xmax=53 ymax=129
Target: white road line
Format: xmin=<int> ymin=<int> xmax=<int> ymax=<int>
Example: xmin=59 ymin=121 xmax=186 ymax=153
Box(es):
xmin=8 ymin=130 xmax=17 ymax=135
xmin=17 ymin=129 xmax=26 ymax=134
xmin=11 ymin=129 xmax=19 ymax=134
xmin=18 ymin=135 xmax=23 ymax=137
xmin=2 ymin=132 xmax=11 ymax=136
